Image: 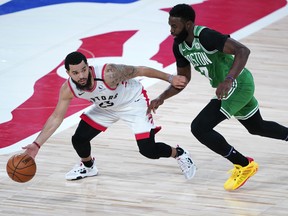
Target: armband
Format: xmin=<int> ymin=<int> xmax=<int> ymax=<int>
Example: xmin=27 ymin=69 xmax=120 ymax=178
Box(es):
xmin=33 ymin=141 xmax=41 ymax=149
xmin=225 ymin=75 xmax=235 ymax=82
xmin=168 ymin=74 xmax=174 ymax=83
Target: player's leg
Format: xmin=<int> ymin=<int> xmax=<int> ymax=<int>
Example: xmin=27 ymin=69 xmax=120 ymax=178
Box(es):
xmin=65 ymin=120 xmax=102 ymax=180
xmin=72 ymin=120 xmax=102 ymax=162
xmin=136 ymin=128 xmax=172 ymax=159
xmin=135 ymin=129 xmax=196 ymax=180
xmin=66 ymin=107 xmax=116 ymax=180
xmin=191 ymin=72 xmax=252 ymax=162
xmin=191 ymin=99 xmax=249 ymax=165
xmin=238 ymin=109 xmax=288 ymax=140
xmin=191 ymin=99 xmax=258 ymax=191
xmin=123 ymin=97 xmax=196 ymax=179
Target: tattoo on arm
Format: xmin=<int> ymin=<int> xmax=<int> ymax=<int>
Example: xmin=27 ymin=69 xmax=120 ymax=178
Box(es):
xmin=104 ymin=64 xmax=138 ymax=87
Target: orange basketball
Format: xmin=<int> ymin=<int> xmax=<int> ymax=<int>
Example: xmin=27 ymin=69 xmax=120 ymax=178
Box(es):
xmin=6 ymin=153 xmax=37 ymax=183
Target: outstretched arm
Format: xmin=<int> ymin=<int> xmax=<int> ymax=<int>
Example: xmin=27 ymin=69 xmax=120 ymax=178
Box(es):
xmin=103 ymin=63 xmax=188 ymax=89
xmin=22 ymin=81 xmax=73 ymax=158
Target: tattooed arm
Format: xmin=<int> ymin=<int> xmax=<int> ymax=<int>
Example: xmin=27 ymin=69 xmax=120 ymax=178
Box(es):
xmin=103 ymin=64 xmax=136 ymax=88
xmin=103 ymin=63 xmax=188 ymax=89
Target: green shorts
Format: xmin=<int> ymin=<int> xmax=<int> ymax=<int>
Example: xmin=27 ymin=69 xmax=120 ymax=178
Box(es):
xmin=219 ymin=69 xmax=259 ymax=120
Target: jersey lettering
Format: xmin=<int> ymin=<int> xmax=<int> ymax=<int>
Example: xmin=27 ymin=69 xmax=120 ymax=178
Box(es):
xmin=89 ymin=93 xmax=118 ymax=105
xmin=185 ymin=52 xmax=212 ymax=67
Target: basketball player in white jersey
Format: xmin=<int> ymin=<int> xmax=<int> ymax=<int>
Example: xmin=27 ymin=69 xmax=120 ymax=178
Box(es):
xmin=23 ymin=51 xmax=196 ymax=180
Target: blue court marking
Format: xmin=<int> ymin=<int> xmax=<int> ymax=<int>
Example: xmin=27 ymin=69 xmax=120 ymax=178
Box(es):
xmin=0 ymin=0 xmax=138 ymax=15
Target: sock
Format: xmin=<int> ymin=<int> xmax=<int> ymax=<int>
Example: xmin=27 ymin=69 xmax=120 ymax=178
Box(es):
xmin=176 ymin=147 xmax=184 ymax=157
xmin=82 ymin=159 xmax=93 ymax=168
xmin=224 ymin=147 xmax=249 ymax=167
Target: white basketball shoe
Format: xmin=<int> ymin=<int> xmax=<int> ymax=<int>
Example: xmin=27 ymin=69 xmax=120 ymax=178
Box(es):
xmin=65 ymin=158 xmax=98 ymax=180
xmin=176 ymin=147 xmax=196 ymax=180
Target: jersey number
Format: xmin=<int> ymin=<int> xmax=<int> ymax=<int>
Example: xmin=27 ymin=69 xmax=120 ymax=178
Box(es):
xmin=199 ymin=67 xmax=212 ymax=81
xmin=99 ymin=101 xmax=114 ymax=108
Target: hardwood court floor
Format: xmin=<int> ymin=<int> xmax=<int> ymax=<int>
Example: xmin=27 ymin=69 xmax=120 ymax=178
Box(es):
xmin=0 ymin=16 xmax=288 ymax=216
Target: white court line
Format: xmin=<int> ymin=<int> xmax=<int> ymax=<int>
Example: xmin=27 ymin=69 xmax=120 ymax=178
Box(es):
xmin=0 ymin=0 xmax=10 ymax=5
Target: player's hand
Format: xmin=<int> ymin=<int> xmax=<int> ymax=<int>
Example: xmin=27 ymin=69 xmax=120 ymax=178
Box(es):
xmin=171 ymin=75 xmax=188 ymax=89
xmin=22 ymin=143 xmax=39 ymax=159
xmin=147 ymin=97 xmax=164 ymax=114
xmin=216 ymin=79 xmax=233 ymax=100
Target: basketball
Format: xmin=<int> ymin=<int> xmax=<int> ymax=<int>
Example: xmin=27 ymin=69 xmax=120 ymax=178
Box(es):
xmin=6 ymin=153 xmax=37 ymax=183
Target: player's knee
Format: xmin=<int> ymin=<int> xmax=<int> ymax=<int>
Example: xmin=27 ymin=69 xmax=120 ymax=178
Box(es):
xmin=191 ymin=120 xmax=202 ymax=138
xmin=137 ymin=139 xmax=160 ymax=159
xmin=246 ymin=127 xmax=262 ymax=136
xmin=71 ymin=134 xmax=91 ymax=158
xmin=72 ymin=134 xmax=82 ymax=148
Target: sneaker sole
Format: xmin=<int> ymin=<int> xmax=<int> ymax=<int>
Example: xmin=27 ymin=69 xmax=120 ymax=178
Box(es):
xmin=66 ymin=172 xmax=98 ymax=181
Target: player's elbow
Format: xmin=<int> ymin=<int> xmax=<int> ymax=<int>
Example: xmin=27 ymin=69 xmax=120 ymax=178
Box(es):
xmin=243 ymin=46 xmax=250 ymax=56
xmin=238 ymin=46 xmax=250 ymax=59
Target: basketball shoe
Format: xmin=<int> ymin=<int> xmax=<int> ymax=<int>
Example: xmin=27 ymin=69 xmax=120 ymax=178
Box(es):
xmin=224 ymin=157 xmax=258 ymax=191
xmin=65 ymin=158 xmax=98 ymax=180
xmin=176 ymin=147 xmax=196 ymax=180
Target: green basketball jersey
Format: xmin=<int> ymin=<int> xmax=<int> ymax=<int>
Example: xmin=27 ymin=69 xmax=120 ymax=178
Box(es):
xmin=176 ymin=25 xmax=259 ymax=119
xmin=178 ymin=25 xmax=234 ymax=88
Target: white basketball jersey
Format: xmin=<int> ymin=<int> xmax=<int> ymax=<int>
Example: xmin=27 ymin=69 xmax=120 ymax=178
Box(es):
xmin=67 ymin=64 xmax=144 ymax=110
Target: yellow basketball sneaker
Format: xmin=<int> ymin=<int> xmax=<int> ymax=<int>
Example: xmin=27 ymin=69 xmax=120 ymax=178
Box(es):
xmin=224 ymin=157 xmax=258 ymax=191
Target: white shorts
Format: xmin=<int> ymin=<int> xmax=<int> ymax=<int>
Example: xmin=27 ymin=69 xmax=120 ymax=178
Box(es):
xmin=80 ymin=96 xmax=160 ymax=140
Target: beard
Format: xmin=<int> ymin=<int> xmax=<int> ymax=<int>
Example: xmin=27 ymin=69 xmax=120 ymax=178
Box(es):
xmin=174 ymin=28 xmax=189 ymax=44
xmin=72 ymin=72 xmax=92 ymax=91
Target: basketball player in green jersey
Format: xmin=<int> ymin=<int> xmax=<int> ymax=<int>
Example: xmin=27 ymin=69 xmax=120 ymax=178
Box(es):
xmin=148 ymin=4 xmax=288 ymax=191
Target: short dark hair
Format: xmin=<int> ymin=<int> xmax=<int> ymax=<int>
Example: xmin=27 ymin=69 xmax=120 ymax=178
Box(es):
xmin=64 ymin=51 xmax=88 ymax=70
xmin=169 ymin=4 xmax=196 ymax=23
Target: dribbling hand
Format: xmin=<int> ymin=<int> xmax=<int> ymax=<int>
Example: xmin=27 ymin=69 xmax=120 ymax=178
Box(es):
xmin=22 ymin=143 xmax=39 ymax=159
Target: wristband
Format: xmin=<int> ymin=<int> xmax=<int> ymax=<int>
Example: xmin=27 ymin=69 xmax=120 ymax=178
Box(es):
xmin=168 ymin=74 xmax=174 ymax=83
xmin=225 ymin=75 xmax=235 ymax=82
xmin=33 ymin=141 xmax=41 ymax=149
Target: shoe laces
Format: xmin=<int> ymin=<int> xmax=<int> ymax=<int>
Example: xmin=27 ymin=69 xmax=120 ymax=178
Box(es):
xmin=227 ymin=165 xmax=242 ymax=179
xmin=177 ymin=154 xmax=193 ymax=172
xmin=179 ymin=161 xmax=189 ymax=172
